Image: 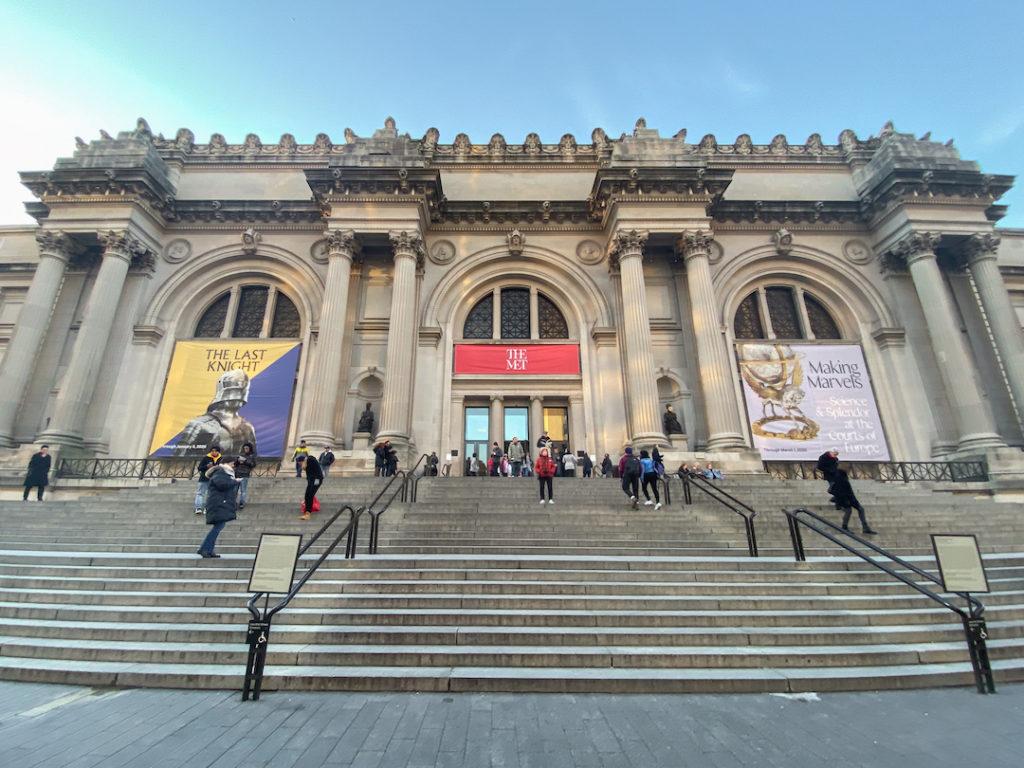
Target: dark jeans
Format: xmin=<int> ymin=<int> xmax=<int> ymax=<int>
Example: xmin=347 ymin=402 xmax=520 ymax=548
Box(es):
xmin=512 ymin=461 xmax=523 ymax=477
xmin=23 ymin=484 xmax=44 ymax=501
xmin=538 ymin=476 xmax=553 ymax=500
xmin=295 ymin=459 xmax=305 ymax=477
xmin=641 ymin=472 xmax=660 ymax=503
xmin=621 ymin=474 xmax=639 ymax=499
xmin=841 ymin=503 xmax=870 ymax=531
xmin=200 ymin=521 xmax=226 ymax=554
xmin=304 ymin=479 xmax=320 ymax=513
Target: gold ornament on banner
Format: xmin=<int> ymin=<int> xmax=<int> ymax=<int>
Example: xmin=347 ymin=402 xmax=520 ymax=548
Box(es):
xmin=738 ymin=343 xmax=821 ymax=441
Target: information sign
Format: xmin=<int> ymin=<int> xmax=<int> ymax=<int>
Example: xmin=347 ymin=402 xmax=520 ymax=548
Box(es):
xmin=247 ymin=533 xmax=302 ymax=594
xmin=931 ymin=534 xmax=989 ymax=593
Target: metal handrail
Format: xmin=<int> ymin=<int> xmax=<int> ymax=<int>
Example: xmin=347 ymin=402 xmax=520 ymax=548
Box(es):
xmin=367 ymin=453 xmax=429 ymax=554
xmin=782 ymin=506 xmax=994 ymax=694
xmin=765 ymin=460 xmax=988 ymax=483
xmin=679 ymin=473 xmax=758 ymax=557
xmin=57 ymin=456 xmax=281 ymax=480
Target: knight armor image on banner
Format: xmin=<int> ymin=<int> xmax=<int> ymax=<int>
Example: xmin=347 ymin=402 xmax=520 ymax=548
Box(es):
xmin=149 ymin=341 xmax=301 ymax=458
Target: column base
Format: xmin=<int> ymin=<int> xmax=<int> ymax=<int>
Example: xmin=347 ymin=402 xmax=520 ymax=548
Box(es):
xmin=930 ymin=439 xmax=958 ymax=460
xmin=956 ymin=432 xmax=1006 ymax=456
xmin=630 ymin=431 xmax=669 ymax=451
xmin=35 ymin=430 xmax=85 ymax=453
xmin=0 ymin=433 xmax=18 ymax=449
xmin=705 ymin=432 xmax=749 ymax=452
xmin=299 ymin=430 xmax=336 ymax=449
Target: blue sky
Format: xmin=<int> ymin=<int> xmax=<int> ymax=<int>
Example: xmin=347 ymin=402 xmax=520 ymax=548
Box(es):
xmin=2 ymin=0 xmax=1023 ymax=226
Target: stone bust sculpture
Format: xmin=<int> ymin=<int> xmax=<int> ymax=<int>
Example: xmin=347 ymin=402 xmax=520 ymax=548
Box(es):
xmin=357 ymin=402 xmax=375 ymax=433
xmin=663 ymin=404 xmax=684 ymax=435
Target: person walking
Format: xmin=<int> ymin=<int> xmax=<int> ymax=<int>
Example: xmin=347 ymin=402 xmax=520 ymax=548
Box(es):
xmin=22 ymin=445 xmax=51 ymax=501
xmin=639 ymin=449 xmax=662 ymax=510
xmin=382 ymin=440 xmax=398 ymax=477
xmin=373 ymin=442 xmax=386 ymax=476
xmin=299 ymin=453 xmax=324 ymax=521
xmin=507 ymin=437 xmax=525 ymax=478
xmin=581 ymin=453 xmax=594 ymax=479
xmin=194 ymin=446 xmax=222 ymax=515
xmin=318 ymin=446 xmax=336 ymax=477
xmin=561 ymin=449 xmax=577 ymax=478
xmin=651 ymin=446 xmax=665 ymax=477
xmin=618 ymin=447 xmax=642 ymax=509
xmin=489 ymin=442 xmax=503 ymax=477
xmin=535 ymin=446 xmax=556 ymax=505
xmin=832 ymin=469 xmax=878 ymax=535
xmin=426 ymin=452 xmax=439 ymax=476
xmin=817 ymin=448 xmax=840 ymax=504
xmin=292 ymin=440 xmax=309 ymax=477
xmin=233 ymin=442 xmax=256 ymax=509
xmin=600 ymin=453 xmax=613 ymax=479
xmin=197 ymin=460 xmax=239 ymax=559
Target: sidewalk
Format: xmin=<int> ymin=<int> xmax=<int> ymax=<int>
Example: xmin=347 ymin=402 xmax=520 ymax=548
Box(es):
xmin=0 ymin=681 xmax=1020 ymax=768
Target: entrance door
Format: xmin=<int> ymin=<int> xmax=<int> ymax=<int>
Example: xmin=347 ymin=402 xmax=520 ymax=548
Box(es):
xmin=464 ymin=406 xmax=489 ymax=476
xmin=503 ymin=406 xmax=529 ymax=454
xmin=543 ymin=406 xmax=569 ymax=449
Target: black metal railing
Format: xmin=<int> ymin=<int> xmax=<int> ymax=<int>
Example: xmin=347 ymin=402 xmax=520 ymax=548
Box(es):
xmin=367 ymin=454 xmax=429 ymax=554
xmin=765 ymin=460 xmax=988 ymax=483
xmin=57 ymin=457 xmax=281 ymax=480
xmin=782 ymin=507 xmax=994 ymax=694
xmin=679 ymin=473 xmax=758 ymax=557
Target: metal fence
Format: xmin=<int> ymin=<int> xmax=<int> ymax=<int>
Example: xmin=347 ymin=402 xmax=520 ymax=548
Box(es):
xmin=764 ymin=460 xmax=988 ymax=483
xmin=56 ymin=457 xmax=281 ymax=480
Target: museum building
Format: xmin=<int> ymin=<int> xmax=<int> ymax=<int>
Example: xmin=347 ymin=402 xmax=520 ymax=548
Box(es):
xmin=1 ymin=117 xmax=1023 ymax=474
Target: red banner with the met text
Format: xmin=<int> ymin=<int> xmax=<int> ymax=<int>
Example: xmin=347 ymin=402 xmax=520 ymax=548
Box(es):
xmin=454 ymin=344 xmax=580 ymax=375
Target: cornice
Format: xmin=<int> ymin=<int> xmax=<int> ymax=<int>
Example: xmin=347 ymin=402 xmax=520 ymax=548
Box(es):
xmin=711 ymin=199 xmax=865 ymax=226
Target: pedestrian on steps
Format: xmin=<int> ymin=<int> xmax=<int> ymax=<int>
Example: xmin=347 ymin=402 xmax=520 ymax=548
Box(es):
xmin=651 ymin=446 xmax=665 ymax=477
xmin=639 ymin=449 xmax=662 ymax=510
xmin=318 ymin=446 xmax=335 ymax=477
xmin=299 ymin=453 xmax=323 ymax=521
xmin=535 ymin=446 xmax=556 ymax=504
xmin=233 ymin=442 xmax=256 ymax=509
xmin=582 ymin=453 xmax=594 ymax=479
xmin=507 ymin=437 xmax=525 ymax=478
xmin=197 ymin=461 xmax=239 ymax=559
xmin=618 ymin=446 xmax=642 ymax=509
xmin=292 ymin=440 xmax=309 ymax=477
xmin=831 ymin=469 xmax=877 ymax=535
xmin=194 ymin=446 xmax=222 ymax=515
xmin=489 ymin=442 xmax=503 ymax=477
xmin=601 ymin=454 xmax=613 ymax=479
xmin=561 ymin=449 xmax=577 ymax=478
xmin=23 ymin=444 xmax=51 ymax=501
xmin=817 ymin=448 xmax=840 ymax=505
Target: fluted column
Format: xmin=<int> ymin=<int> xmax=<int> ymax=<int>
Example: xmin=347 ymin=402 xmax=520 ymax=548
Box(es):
xmin=896 ymin=231 xmax=1003 ymax=453
xmin=375 ymin=230 xmax=424 ymax=450
xmin=569 ymin=394 xmax=586 ymax=453
xmin=39 ymin=230 xmax=148 ymax=449
xmin=0 ymin=231 xmax=77 ymax=447
xmin=530 ymin=395 xmax=543 ymax=448
xmin=965 ymin=233 xmax=1024 ymax=424
xmin=610 ymin=229 xmax=666 ymax=447
xmin=301 ymin=230 xmax=359 ymax=445
xmin=678 ymin=231 xmax=747 ymax=451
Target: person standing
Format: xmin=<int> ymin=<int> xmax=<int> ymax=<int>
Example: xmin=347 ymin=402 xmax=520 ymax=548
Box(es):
xmin=489 ymin=442 xmax=503 ymax=477
xmin=234 ymin=442 xmax=256 ymax=509
xmin=562 ymin=449 xmax=577 ymax=478
xmin=536 ymin=431 xmax=550 ymax=452
xmin=600 ymin=453 xmax=613 ymax=479
xmin=22 ymin=445 xmax=51 ymax=501
xmin=292 ymin=440 xmax=309 ymax=477
xmin=507 ymin=437 xmax=525 ymax=478
xmin=383 ymin=441 xmax=398 ymax=477
xmin=651 ymin=446 xmax=665 ymax=477
xmin=535 ymin=446 xmax=556 ymax=505
xmin=197 ymin=460 xmax=239 ymax=559
xmin=639 ymin=449 xmax=662 ymax=510
xmin=373 ymin=442 xmax=385 ymax=476
xmin=318 ymin=446 xmax=336 ymax=477
xmin=194 ymin=446 xmax=222 ymax=515
xmin=618 ymin=446 xmax=642 ymax=509
xmin=581 ymin=453 xmax=594 ymax=479
xmin=426 ymin=452 xmax=439 ymax=476
xmin=299 ymin=453 xmax=323 ymax=521
xmin=832 ymin=469 xmax=878 ymax=535
xmin=468 ymin=453 xmax=481 ymax=476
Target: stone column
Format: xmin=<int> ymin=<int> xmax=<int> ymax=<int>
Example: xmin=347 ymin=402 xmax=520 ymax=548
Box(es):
xmin=896 ymin=231 xmax=1004 ymax=453
xmin=449 ymin=394 xmax=465 ymax=475
xmin=39 ymin=230 xmax=148 ymax=450
xmin=569 ymin=394 xmax=586 ymax=453
xmin=0 ymin=231 xmax=77 ymax=447
xmin=300 ymin=230 xmax=359 ymax=445
xmin=678 ymin=231 xmax=748 ymax=451
xmin=610 ymin=229 xmax=666 ymax=447
xmin=965 ymin=233 xmax=1024 ymax=424
xmin=530 ymin=395 xmax=543 ymax=448
xmin=376 ymin=230 xmax=424 ymax=451
xmin=489 ymin=395 xmax=504 ymax=451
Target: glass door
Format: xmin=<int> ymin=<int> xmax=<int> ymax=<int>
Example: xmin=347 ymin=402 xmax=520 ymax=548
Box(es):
xmin=543 ymin=406 xmax=568 ymax=450
xmin=464 ymin=406 xmax=489 ymax=476
xmin=503 ymin=406 xmax=529 ymax=454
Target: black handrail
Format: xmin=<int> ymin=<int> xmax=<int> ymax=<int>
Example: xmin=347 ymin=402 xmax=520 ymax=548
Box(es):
xmin=782 ymin=506 xmax=994 ymax=694
xmin=765 ymin=460 xmax=988 ymax=483
xmin=679 ymin=474 xmax=758 ymax=557
xmin=367 ymin=453 xmax=429 ymax=554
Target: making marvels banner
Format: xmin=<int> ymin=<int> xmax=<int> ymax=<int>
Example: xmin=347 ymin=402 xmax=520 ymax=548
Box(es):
xmin=149 ymin=341 xmax=301 ymax=458
xmin=737 ymin=342 xmax=890 ymax=461
xmin=454 ymin=344 xmax=580 ymax=375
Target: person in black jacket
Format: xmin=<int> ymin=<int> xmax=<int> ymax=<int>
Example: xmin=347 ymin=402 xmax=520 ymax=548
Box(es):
xmin=816 ymin=448 xmax=841 ymax=506
xmin=194 ymin=446 xmax=222 ymax=515
xmin=233 ymin=443 xmax=256 ymax=509
xmin=23 ymin=445 xmax=51 ymax=501
xmin=197 ymin=462 xmax=239 ymax=558
xmin=300 ymin=454 xmax=323 ymax=521
xmin=318 ymin=446 xmax=336 ymax=477
xmin=831 ymin=469 xmax=877 ymax=535
xmin=600 ymin=454 xmax=613 ymax=478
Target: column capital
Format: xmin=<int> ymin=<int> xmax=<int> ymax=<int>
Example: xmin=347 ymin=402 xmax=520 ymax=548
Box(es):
xmin=490 ymin=394 xmax=504 ymax=403
xmin=607 ymin=229 xmax=648 ymax=264
xmin=388 ymin=230 xmax=425 ymax=265
xmin=676 ymin=230 xmax=715 ymax=262
xmin=35 ymin=230 xmax=79 ymax=264
xmin=893 ymin=230 xmax=942 ymax=267
xmin=530 ymin=394 xmax=544 ymax=404
xmin=964 ymin=232 xmax=1001 ymax=265
xmin=98 ymin=229 xmax=151 ymax=265
xmin=326 ymin=229 xmax=361 ymax=261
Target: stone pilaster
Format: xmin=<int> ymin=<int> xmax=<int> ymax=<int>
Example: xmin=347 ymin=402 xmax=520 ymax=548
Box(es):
xmin=895 ymin=231 xmax=1004 ymax=454
xmin=529 ymin=395 xmax=544 ymax=449
xmin=964 ymin=233 xmax=1024 ymax=425
xmin=0 ymin=231 xmax=77 ymax=447
xmin=300 ymin=230 xmax=360 ymax=445
xmin=489 ymin=395 xmax=504 ymax=451
xmin=678 ymin=231 xmax=747 ymax=451
xmin=610 ymin=229 xmax=666 ymax=447
xmin=375 ymin=230 xmax=424 ymax=452
xmin=569 ymin=394 xmax=586 ymax=453
xmin=39 ymin=230 xmax=151 ymax=450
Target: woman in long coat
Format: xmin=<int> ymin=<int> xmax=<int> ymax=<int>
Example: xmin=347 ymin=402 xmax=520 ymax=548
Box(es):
xmin=197 ymin=462 xmax=239 ymax=558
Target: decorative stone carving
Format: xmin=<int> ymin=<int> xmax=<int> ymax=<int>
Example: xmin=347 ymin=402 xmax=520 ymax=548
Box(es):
xmin=421 ymin=127 xmax=439 ymax=152
xmin=805 ymin=133 xmax=825 ymax=154
xmin=389 ymin=230 xmax=426 ymax=263
xmin=241 ymin=227 xmax=261 ymax=255
xmin=209 ymin=133 xmax=228 ymax=153
xmin=98 ymin=230 xmax=145 ymax=259
xmin=608 ymin=229 xmax=648 ymax=263
xmin=279 ymin=133 xmax=298 ymax=153
xmin=843 ymin=239 xmax=874 ymax=265
xmin=734 ymin=134 xmax=753 ymax=154
xmin=453 ymin=133 xmax=471 ymax=155
xmin=523 ymin=133 xmax=541 ymax=154
xmin=243 ymin=133 xmax=262 ymax=152
xmin=576 ymin=239 xmax=604 ymax=265
xmin=429 ymin=239 xmax=456 ymax=265
xmin=559 ymin=134 xmax=577 ymax=156
xmin=174 ymin=128 xmax=195 ymax=151
xmin=312 ymin=133 xmax=332 ymax=152
xmin=677 ymin=231 xmax=715 ymax=261
xmin=772 ymin=228 xmax=793 ymax=255
xmin=163 ymin=238 xmax=192 ymax=264
xmin=964 ymin=232 xmax=1000 ymax=262
xmin=326 ymin=229 xmax=359 ymax=259
xmin=770 ymin=134 xmax=788 ymax=154
xmin=698 ymin=134 xmax=717 ymax=152
xmin=591 ymin=127 xmax=610 ymax=151
xmin=707 ymin=240 xmax=725 ymax=265
xmin=882 ymin=231 xmax=941 ymax=273
xmin=35 ymin=230 xmax=78 ymax=262
xmin=506 ymin=229 xmax=526 ymax=256
xmin=488 ymin=133 xmax=506 ymax=156
xmin=310 ymin=238 xmax=329 ymax=264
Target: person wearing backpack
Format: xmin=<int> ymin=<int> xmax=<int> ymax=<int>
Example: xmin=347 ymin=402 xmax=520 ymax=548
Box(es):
xmin=617 ymin=446 xmax=642 ymax=509
xmin=639 ymin=449 xmax=662 ymax=510
xmin=534 ymin=447 xmax=557 ymax=504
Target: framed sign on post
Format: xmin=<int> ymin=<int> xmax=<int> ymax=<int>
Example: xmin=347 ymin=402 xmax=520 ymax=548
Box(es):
xmin=931 ymin=534 xmax=990 ymax=593
xmin=247 ymin=533 xmax=303 ymax=594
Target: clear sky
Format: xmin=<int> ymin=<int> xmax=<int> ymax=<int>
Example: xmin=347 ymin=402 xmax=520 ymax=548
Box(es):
xmin=2 ymin=0 xmax=1023 ymax=227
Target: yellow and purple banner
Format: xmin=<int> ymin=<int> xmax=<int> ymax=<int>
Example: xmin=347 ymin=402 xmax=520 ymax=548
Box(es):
xmin=149 ymin=341 xmax=301 ymax=458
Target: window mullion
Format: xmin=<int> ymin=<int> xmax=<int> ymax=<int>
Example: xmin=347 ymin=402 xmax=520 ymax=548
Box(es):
xmin=757 ymin=287 xmax=775 ymax=339
xmin=529 ymin=287 xmax=539 ymax=340
xmin=260 ymin=287 xmax=278 ymax=339
xmin=222 ymin=285 xmax=241 ymax=338
xmin=492 ymin=288 xmax=501 ymax=339
xmin=795 ymin=286 xmax=814 ymax=340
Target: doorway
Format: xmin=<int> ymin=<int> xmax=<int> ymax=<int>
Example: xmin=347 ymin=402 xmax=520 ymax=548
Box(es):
xmin=464 ymin=406 xmax=489 ymax=475
xmin=503 ymin=406 xmax=529 ymax=454
xmin=543 ymin=406 xmax=569 ymax=449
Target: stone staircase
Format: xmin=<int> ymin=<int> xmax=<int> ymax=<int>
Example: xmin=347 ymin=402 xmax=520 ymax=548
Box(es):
xmin=0 ymin=474 xmax=1022 ymax=693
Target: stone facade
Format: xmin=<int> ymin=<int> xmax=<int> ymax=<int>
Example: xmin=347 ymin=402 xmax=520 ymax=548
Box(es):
xmin=1 ymin=117 xmax=1023 ymax=472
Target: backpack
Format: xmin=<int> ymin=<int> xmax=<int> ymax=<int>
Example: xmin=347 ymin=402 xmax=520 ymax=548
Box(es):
xmin=624 ymin=454 xmax=641 ymax=476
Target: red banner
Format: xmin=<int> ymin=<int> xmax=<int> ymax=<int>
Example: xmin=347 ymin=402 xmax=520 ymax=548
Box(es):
xmin=454 ymin=344 xmax=580 ymax=375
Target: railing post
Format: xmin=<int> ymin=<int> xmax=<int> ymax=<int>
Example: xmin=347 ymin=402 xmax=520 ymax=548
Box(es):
xmin=963 ymin=616 xmax=996 ymax=694
xmin=682 ymin=477 xmax=692 ymax=505
xmin=241 ymin=618 xmax=271 ymax=702
xmin=746 ymin=518 xmax=758 ymax=558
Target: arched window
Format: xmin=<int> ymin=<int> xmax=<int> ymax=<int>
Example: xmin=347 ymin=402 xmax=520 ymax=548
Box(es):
xmin=732 ymin=286 xmax=841 ymax=340
xmin=461 ymin=287 xmax=570 ymax=340
xmin=193 ymin=284 xmax=301 ymax=339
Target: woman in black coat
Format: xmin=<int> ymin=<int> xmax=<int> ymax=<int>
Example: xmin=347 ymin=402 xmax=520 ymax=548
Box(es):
xmin=23 ymin=445 xmax=51 ymax=501
xmin=197 ymin=463 xmax=239 ymax=558
xmin=831 ymin=469 xmax=877 ymax=535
